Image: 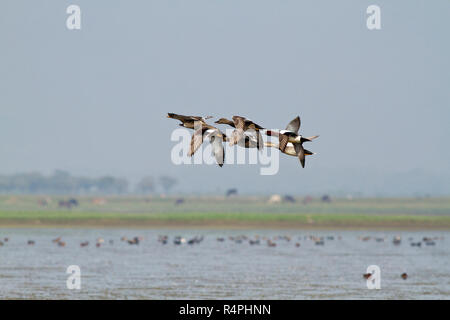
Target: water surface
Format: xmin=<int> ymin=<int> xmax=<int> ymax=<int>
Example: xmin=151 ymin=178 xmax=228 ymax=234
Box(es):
xmin=0 ymin=228 xmax=448 ymax=299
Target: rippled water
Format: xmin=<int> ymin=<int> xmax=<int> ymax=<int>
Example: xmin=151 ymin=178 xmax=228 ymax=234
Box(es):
xmin=0 ymin=228 xmax=449 ymax=299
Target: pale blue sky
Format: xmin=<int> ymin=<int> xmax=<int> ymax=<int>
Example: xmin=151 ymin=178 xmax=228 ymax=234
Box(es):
xmin=1 ymin=1 xmax=449 ymax=195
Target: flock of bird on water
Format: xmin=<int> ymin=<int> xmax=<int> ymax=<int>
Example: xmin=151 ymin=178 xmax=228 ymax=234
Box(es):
xmin=0 ymin=233 xmax=443 ymax=280
xmin=167 ymin=113 xmax=319 ymax=167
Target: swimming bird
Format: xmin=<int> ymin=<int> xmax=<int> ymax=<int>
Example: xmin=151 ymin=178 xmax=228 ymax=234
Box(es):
xmin=174 ymin=236 xmax=186 ymax=245
xmin=158 ymin=235 xmax=168 ymax=244
xmin=267 ymin=240 xmax=277 ymax=247
xmin=167 ymin=113 xmax=214 ymax=130
xmin=265 ymin=116 xmax=318 ymax=167
xmin=52 ymin=237 xmax=61 ymax=243
xmin=80 ymin=241 xmax=89 ymax=247
xmin=127 ymin=237 xmax=140 ymax=245
xmin=228 ymin=116 xmax=265 ymax=150
xmin=401 ymin=273 xmax=408 ymax=280
xmin=27 ymin=240 xmax=35 ymax=245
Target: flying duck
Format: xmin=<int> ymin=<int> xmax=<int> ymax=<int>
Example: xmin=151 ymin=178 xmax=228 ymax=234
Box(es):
xmin=228 ymin=116 xmax=265 ymax=150
xmin=216 ymin=117 xmax=261 ymax=149
xmin=167 ymin=113 xmax=214 ymax=130
xmin=188 ymin=126 xmax=227 ymax=167
xmin=265 ymin=116 xmax=318 ymax=167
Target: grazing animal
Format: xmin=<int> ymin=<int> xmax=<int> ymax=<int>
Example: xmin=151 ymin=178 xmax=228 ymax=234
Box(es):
xmin=226 ymin=189 xmax=238 ymax=197
xmin=283 ymin=195 xmax=296 ymax=203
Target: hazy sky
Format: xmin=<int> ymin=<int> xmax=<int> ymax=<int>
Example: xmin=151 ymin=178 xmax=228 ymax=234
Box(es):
xmin=1 ymin=1 xmax=449 ymax=195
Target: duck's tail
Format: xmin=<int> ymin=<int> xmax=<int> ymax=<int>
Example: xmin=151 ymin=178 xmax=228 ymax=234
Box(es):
xmin=301 ymin=135 xmax=319 ymax=143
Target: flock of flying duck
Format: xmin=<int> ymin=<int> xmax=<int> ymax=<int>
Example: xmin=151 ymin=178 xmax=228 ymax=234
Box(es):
xmin=167 ymin=113 xmax=319 ymax=168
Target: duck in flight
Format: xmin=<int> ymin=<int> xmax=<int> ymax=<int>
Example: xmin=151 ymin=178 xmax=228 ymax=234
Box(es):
xmin=168 ymin=113 xmax=227 ymax=167
xmin=215 ymin=117 xmax=260 ymax=149
xmin=222 ymin=116 xmax=265 ymax=150
xmin=167 ymin=113 xmax=214 ymax=130
xmin=188 ymin=126 xmax=227 ymax=167
xmin=265 ymin=116 xmax=318 ymax=168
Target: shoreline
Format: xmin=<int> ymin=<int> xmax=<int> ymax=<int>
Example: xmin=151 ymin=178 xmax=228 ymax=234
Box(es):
xmin=1 ymin=218 xmax=450 ymax=230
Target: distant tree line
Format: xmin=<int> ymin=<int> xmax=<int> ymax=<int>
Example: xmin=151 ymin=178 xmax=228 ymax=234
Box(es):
xmin=0 ymin=170 xmax=178 ymax=195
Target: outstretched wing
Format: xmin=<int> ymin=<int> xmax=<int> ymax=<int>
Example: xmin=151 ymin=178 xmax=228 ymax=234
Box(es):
xmin=232 ymin=116 xmax=245 ymax=130
xmin=188 ymin=128 xmax=204 ymax=156
xmin=167 ymin=113 xmax=192 ymax=122
xmin=210 ymin=135 xmax=225 ymax=167
xmin=294 ymin=143 xmax=306 ymax=168
xmin=256 ymin=130 xmax=264 ymax=150
xmin=278 ymin=133 xmax=289 ymax=152
xmin=285 ymin=116 xmax=300 ymax=133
